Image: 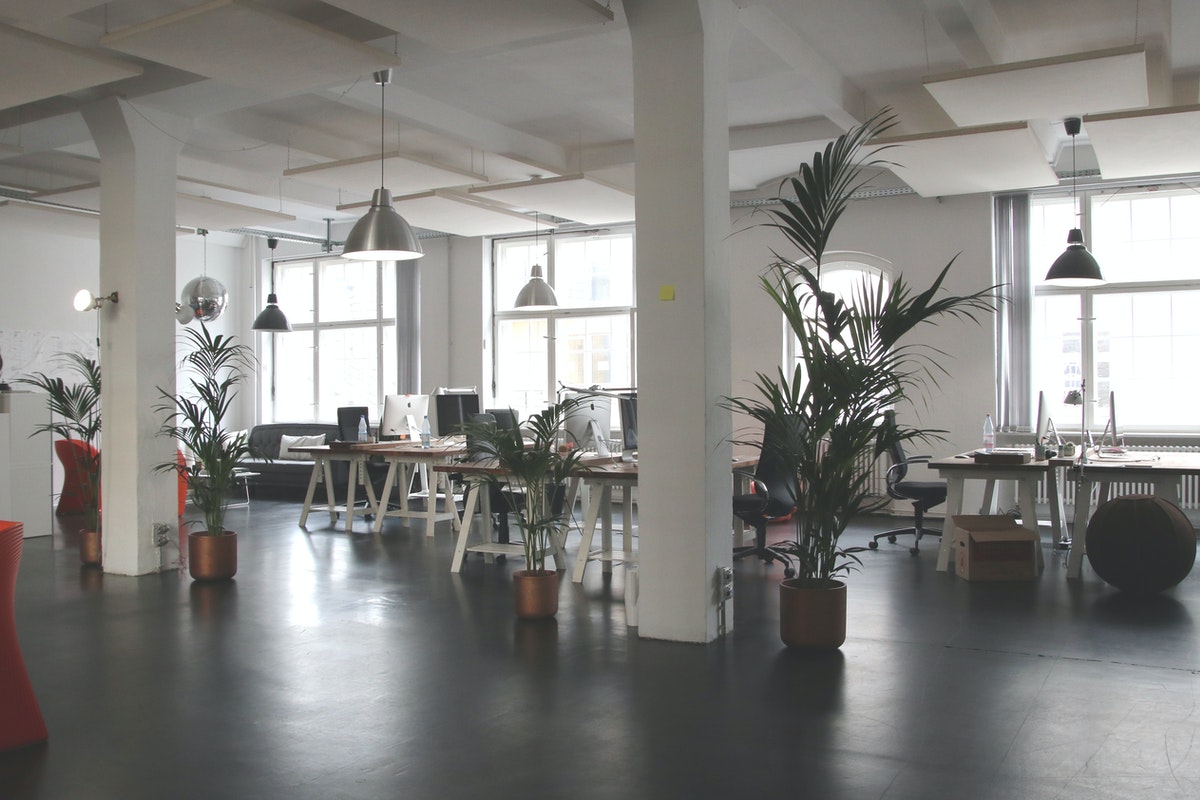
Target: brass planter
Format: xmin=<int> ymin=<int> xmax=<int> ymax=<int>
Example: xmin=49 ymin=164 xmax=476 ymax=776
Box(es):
xmin=188 ymin=531 xmax=238 ymax=581
xmin=779 ymin=578 xmax=846 ymax=650
xmin=513 ymin=569 xmax=560 ymax=619
xmin=79 ymin=529 xmax=102 ymax=567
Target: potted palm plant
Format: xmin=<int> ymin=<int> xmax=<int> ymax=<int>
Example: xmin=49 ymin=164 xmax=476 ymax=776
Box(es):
xmin=17 ymin=354 xmax=103 ymax=565
xmin=463 ymin=397 xmax=584 ymax=619
xmin=726 ymin=109 xmax=995 ymax=649
xmin=156 ymin=323 xmax=255 ymax=581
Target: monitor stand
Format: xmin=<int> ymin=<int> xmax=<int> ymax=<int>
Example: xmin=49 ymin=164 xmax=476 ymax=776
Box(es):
xmin=587 ymin=419 xmax=611 ymax=457
xmin=621 ymin=448 xmax=637 ymax=463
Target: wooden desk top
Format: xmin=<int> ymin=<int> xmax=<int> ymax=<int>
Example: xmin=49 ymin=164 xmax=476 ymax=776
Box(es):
xmin=1073 ymin=450 xmax=1200 ymax=476
xmin=433 ymin=453 xmax=759 ymax=479
xmin=291 ymin=440 xmax=467 ymax=459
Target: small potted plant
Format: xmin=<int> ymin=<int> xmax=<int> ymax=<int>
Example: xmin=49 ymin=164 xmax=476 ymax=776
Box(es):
xmin=156 ymin=323 xmax=255 ymax=581
xmin=17 ymin=353 xmax=103 ymax=565
xmin=464 ymin=397 xmax=584 ymax=619
xmin=727 ymin=109 xmax=994 ymax=649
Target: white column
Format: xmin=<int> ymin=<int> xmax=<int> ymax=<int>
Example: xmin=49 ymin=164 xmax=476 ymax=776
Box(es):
xmin=626 ymin=0 xmax=737 ymax=642
xmin=82 ymin=98 xmax=186 ymax=576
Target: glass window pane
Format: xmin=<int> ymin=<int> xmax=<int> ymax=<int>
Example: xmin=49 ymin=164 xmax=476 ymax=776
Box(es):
xmin=318 ymin=327 xmax=379 ymax=420
xmin=495 ymin=318 xmax=548 ymax=418
xmin=382 ymin=261 xmax=397 ymax=319
xmin=277 ymin=262 xmax=314 ymax=325
xmin=320 ymin=259 xmax=378 ymax=322
xmin=555 ymin=314 xmax=632 ymax=389
xmin=1031 ymin=293 xmax=1082 ymax=429
xmin=381 ymin=323 xmax=397 ymax=396
xmin=555 ymin=235 xmax=634 ymax=308
xmin=1091 ymin=189 xmax=1200 ymax=282
xmin=1031 ymin=197 xmax=1077 ymax=288
xmin=1094 ymin=290 xmax=1200 ymax=430
xmin=273 ymin=330 xmax=315 ymax=421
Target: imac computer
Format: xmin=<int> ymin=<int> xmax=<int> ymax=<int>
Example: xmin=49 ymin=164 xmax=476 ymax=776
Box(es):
xmin=380 ymin=394 xmax=429 ymax=440
xmin=563 ymin=393 xmax=612 ymax=456
xmin=617 ymin=394 xmax=638 ymax=462
xmin=1099 ymin=390 xmax=1123 ymax=452
xmin=434 ymin=390 xmax=480 ymax=436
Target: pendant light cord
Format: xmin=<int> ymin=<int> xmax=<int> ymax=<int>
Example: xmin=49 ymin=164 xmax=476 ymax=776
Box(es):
xmin=380 ymin=80 xmax=386 ymax=189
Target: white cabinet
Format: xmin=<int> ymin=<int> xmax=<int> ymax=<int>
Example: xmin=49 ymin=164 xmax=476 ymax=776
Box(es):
xmin=0 ymin=392 xmax=52 ymax=537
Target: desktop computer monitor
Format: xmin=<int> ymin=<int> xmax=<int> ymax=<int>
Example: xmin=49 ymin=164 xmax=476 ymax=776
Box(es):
xmin=484 ymin=408 xmax=520 ymax=433
xmin=1034 ymin=390 xmax=1050 ymax=444
xmin=434 ymin=391 xmax=480 ymax=436
xmin=562 ymin=393 xmax=612 ymax=456
xmin=1099 ymin=390 xmax=1121 ymax=450
xmin=618 ymin=394 xmax=637 ymax=461
xmin=380 ymin=394 xmax=429 ymax=440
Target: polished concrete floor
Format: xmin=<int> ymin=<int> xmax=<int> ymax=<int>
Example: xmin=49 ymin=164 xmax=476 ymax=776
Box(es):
xmin=3 ymin=500 xmax=1199 ymax=800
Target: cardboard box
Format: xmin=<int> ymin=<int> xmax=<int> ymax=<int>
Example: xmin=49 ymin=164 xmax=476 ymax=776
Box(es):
xmin=972 ymin=448 xmax=1032 ymax=465
xmin=952 ymin=515 xmax=1039 ymax=581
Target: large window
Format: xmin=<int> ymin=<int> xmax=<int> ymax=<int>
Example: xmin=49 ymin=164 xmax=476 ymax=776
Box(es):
xmin=262 ymin=256 xmax=397 ymax=422
xmin=784 ymin=254 xmax=892 ymax=369
xmin=1031 ymin=186 xmax=1200 ymax=433
xmin=492 ymin=229 xmax=635 ymax=419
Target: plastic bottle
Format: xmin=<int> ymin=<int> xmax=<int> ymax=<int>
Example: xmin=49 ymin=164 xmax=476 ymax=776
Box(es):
xmin=982 ymin=413 xmax=995 ymax=452
xmin=420 ymin=415 xmax=431 ymax=448
xmin=357 ymin=415 xmax=368 ymax=443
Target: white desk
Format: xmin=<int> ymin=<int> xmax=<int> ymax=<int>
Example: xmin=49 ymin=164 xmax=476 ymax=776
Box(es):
xmin=370 ymin=441 xmax=467 ymax=537
xmin=928 ymin=454 xmax=1052 ymax=575
xmin=1065 ymin=451 xmax=1200 ymax=579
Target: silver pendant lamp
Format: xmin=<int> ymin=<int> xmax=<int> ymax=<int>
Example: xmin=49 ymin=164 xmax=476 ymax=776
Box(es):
xmin=514 ymin=212 xmax=557 ymax=308
xmin=1045 ymin=117 xmax=1104 ymax=286
xmin=341 ymin=69 xmax=424 ymax=262
xmin=252 ymin=237 xmax=291 ymax=332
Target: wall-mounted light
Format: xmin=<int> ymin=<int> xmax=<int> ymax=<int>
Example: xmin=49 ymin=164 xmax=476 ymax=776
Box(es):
xmin=73 ymin=289 xmax=118 ymax=311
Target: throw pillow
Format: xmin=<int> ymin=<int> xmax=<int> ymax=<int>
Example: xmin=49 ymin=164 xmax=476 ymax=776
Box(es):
xmin=278 ymin=433 xmax=326 ymax=460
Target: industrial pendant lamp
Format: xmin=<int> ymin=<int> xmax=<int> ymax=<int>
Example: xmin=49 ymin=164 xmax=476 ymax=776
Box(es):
xmin=1045 ymin=117 xmax=1104 ymax=286
xmin=252 ymin=237 xmax=291 ymax=332
xmin=514 ymin=212 xmax=557 ymax=308
xmin=341 ymin=69 xmax=423 ymax=262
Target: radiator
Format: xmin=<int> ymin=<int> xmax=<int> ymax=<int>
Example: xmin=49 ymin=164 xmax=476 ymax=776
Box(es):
xmin=1033 ymin=444 xmax=1200 ymax=511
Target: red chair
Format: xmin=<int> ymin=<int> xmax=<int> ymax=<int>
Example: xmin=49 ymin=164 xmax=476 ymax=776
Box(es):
xmin=54 ymin=439 xmax=99 ymax=517
xmin=0 ymin=520 xmax=49 ymax=751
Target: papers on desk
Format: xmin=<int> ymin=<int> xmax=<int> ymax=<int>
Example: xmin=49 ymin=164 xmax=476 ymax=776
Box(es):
xmin=972 ymin=447 xmax=1033 ymax=465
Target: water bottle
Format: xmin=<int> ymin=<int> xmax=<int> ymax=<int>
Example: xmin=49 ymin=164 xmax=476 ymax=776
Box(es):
xmin=420 ymin=415 xmax=431 ymax=448
xmin=982 ymin=413 xmax=995 ymax=452
xmin=357 ymin=415 xmax=368 ymax=443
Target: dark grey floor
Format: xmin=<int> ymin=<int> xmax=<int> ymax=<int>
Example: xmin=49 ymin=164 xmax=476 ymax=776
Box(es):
xmin=3 ymin=500 xmax=1199 ymax=800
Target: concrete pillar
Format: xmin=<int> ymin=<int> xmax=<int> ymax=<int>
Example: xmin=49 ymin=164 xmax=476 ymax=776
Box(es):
xmin=626 ymin=0 xmax=737 ymax=642
xmin=82 ymin=98 xmax=186 ymax=575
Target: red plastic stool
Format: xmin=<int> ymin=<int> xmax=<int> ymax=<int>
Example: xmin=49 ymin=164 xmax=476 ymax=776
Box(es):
xmin=0 ymin=520 xmax=48 ymax=751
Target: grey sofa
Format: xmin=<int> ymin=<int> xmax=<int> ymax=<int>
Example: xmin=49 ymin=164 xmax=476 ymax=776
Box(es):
xmin=242 ymin=423 xmax=340 ymax=499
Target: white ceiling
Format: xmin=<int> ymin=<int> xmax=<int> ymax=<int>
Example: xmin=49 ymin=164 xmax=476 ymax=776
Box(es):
xmin=2 ymin=0 xmax=1200 ymax=241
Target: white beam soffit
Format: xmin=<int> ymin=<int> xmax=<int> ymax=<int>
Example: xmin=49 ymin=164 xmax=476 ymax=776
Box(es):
xmin=284 ymin=151 xmax=487 ymax=196
xmin=32 ymin=184 xmax=296 ymax=229
xmin=1085 ymin=105 xmax=1200 ymax=179
xmin=338 ymin=189 xmax=548 ymax=237
xmin=470 ymin=175 xmax=635 ymax=225
xmin=924 ymin=45 xmax=1149 ymax=126
xmin=0 ymin=2 xmax=108 ymax=23
xmin=874 ymin=123 xmax=1058 ymax=197
xmin=323 ymin=0 xmax=614 ymax=52
xmin=99 ymin=0 xmax=400 ymax=95
xmin=0 ymin=23 xmax=142 ymax=111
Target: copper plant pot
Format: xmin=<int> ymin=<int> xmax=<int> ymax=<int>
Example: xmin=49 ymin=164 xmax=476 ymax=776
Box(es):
xmin=79 ymin=529 xmax=102 ymax=567
xmin=513 ymin=569 xmax=560 ymax=620
xmin=779 ymin=578 xmax=846 ymax=650
xmin=188 ymin=531 xmax=238 ymax=581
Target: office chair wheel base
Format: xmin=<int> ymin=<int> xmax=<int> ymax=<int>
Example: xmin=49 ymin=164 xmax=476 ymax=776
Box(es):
xmin=909 ymin=546 xmax=919 ymax=556
xmin=783 ymin=566 xmax=795 ymax=578
xmin=868 ymin=540 xmax=879 ymax=550
xmin=887 ymin=535 xmax=898 ymax=544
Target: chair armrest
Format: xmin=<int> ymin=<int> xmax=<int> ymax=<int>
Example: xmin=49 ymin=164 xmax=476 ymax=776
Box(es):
xmin=886 ymin=455 xmax=933 ymax=482
xmin=733 ymin=471 xmax=768 ymax=499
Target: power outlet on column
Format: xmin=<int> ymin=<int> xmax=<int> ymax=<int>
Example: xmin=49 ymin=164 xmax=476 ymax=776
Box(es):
xmin=719 ymin=565 xmax=733 ymax=600
xmin=153 ymin=523 xmax=171 ymax=547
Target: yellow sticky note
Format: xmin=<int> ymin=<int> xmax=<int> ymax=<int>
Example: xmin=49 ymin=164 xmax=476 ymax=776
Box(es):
xmin=658 ymin=285 xmax=675 ymax=301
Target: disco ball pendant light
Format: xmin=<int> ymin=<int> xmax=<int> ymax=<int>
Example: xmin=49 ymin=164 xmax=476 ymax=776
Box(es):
xmin=252 ymin=237 xmax=291 ymax=332
xmin=1045 ymin=117 xmax=1104 ymax=286
xmin=341 ymin=69 xmax=424 ymax=262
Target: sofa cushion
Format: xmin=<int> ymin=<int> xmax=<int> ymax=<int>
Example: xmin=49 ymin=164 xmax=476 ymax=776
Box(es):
xmin=247 ymin=423 xmax=340 ymax=460
xmin=279 ymin=433 xmax=326 ymax=460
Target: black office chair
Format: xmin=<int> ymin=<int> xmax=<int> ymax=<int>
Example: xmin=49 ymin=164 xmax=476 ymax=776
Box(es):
xmin=868 ymin=411 xmax=947 ymax=555
xmin=733 ymin=419 xmax=801 ymax=575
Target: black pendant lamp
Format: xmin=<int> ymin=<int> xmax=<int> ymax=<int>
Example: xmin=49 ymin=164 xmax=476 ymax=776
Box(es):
xmin=252 ymin=237 xmax=291 ymax=332
xmin=341 ymin=69 xmax=423 ymax=262
xmin=1045 ymin=117 xmax=1104 ymax=286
